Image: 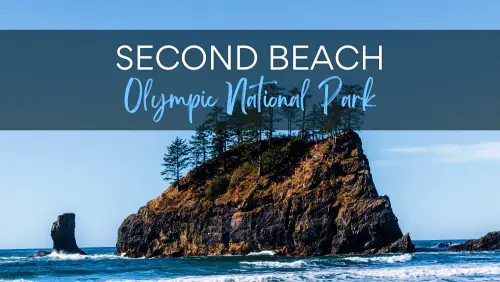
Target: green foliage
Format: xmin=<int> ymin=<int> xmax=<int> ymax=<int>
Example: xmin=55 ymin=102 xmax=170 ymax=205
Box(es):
xmin=205 ymin=106 xmax=230 ymax=160
xmin=205 ymin=176 xmax=230 ymax=199
xmin=161 ymin=137 xmax=190 ymax=189
xmin=262 ymin=138 xmax=307 ymax=174
xmin=229 ymin=162 xmax=256 ymax=187
xmin=262 ymin=147 xmax=283 ymax=173
xmin=339 ymin=84 xmax=365 ymax=131
xmin=160 ymin=80 xmax=366 ymax=190
xmin=189 ymin=124 xmax=210 ymax=166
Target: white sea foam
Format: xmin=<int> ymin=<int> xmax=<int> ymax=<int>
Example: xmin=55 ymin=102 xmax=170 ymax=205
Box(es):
xmin=240 ymin=259 xmax=310 ymax=268
xmin=106 ymin=263 xmax=500 ymax=281
xmin=343 ymin=253 xmax=413 ymax=263
xmin=0 ymin=256 xmax=27 ymax=264
xmin=106 ymin=273 xmax=304 ymax=282
xmin=44 ymin=251 xmax=134 ymax=260
xmin=246 ymin=250 xmax=275 ymax=256
xmin=0 ymin=256 xmax=25 ymax=260
xmin=348 ymin=263 xmax=500 ymax=279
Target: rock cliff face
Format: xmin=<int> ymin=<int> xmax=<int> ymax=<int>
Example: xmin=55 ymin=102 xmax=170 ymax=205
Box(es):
xmin=449 ymin=231 xmax=500 ymax=251
xmin=51 ymin=213 xmax=86 ymax=255
xmin=31 ymin=213 xmax=86 ymax=257
xmin=116 ymin=131 xmax=414 ymax=257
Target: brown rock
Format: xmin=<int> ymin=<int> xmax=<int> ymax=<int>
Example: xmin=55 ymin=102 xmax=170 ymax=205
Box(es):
xmin=449 ymin=231 xmax=500 ymax=251
xmin=377 ymin=233 xmax=416 ymax=254
xmin=116 ymin=131 xmax=414 ymax=257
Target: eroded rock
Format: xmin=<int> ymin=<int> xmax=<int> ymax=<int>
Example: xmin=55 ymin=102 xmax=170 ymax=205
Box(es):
xmin=117 ymin=131 xmax=415 ymax=257
xmin=449 ymin=231 xmax=500 ymax=251
xmin=51 ymin=213 xmax=86 ymax=255
xmin=31 ymin=213 xmax=86 ymax=257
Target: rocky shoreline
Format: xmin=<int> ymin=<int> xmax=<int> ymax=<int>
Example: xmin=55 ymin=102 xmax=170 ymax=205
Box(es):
xmin=448 ymin=231 xmax=500 ymax=252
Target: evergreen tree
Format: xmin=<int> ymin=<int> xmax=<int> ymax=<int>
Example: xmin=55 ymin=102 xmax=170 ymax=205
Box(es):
xmin=205 ymin=106 xmax=230 ymax=167
xmin=340 ymin=84 xmax=365 ymax=131
xmin=289 ymin=80 xmax=311 ymax=140
xmin=263 ymin=83 xmax=285 ymax=146
xmin=320 ymin=101 xmax=344 ymax=136
xmin=306 ymin=103 xmax=323 ymax=142
xmin=281 ymin=103 xmax=299 ymax=137
xmin=161 ymin=137 xmax=190 ymax=189
xmin=226 ymin=101 xmax=249 ymax=149
xmin=189 ymin=123 xmax=210 ymax=166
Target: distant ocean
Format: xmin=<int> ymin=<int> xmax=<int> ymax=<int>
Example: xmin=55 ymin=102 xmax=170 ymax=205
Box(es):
xmin=2 ymin=240 xmax=500 ymax=281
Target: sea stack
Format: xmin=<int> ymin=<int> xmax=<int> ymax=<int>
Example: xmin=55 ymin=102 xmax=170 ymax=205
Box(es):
xmin=117 ymin=131 xmax=415 ymax=257
xmin=449 ymin=231 xmax=500 ymax=251
xmin=51 ymin=213 xmax=86 ymax=255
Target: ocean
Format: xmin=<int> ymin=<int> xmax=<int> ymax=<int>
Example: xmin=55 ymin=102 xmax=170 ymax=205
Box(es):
xmin=2 ymin=240 xmax=500 ymax=281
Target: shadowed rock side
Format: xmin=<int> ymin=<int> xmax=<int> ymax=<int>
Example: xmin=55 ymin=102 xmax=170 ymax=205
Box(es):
xmin=449 ymin=231 xmax=500 ymax=251
xmin=117 ymin=131 xmax=415 ymax=257
xmin=31 ymin=213 xmax=86 ymax=257
xmin=51 ymin=213 xmax=86 ymax=255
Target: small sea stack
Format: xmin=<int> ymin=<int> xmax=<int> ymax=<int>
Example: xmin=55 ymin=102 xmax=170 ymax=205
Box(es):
xmin=31 ymin=213 xmax=86 ymax=257
xmin=51 ymin=213 xmax=86 ymax=255
xmin=449 ymin=231 xmax=500 ymax=251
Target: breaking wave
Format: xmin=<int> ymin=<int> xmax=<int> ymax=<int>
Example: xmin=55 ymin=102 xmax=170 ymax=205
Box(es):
xmin=343 ymin=253 xmax=413 ymax=263
xmin=240 ymin=260 xmax=311 ymax=268
xmin=105 ymin=263 xmax=500 ymax=281
xmin=246 ymin=250 xmax=275 ymax=256
xmin=45 ymin=251 xmax=127 ymax=260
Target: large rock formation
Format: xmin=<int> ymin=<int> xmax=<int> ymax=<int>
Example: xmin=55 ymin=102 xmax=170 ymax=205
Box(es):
xmin=31 ymin=213 xmax=86 ymax=257
xmin=117 ymin=131 xmax=414 ymax=257
xmin=51 ymin=213 xmax=86 ymax=255
xmin=449 ymin=231 xmax=500 ymax=251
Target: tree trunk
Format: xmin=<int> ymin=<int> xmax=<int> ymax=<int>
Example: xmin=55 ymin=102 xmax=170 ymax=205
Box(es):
xmin=257 ymin=112 xmax=263 ymax=179
xmin=175 ymin=153 xmax=180 ymax=189
xmin=268 ymin=108 xmax=273 ymax=147
xmin=301 ymin=99 xmax=306 ymax=139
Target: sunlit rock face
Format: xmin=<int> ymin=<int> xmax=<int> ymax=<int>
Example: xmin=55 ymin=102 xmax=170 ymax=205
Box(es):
xmin=117 ymin=131 xmax=414 ymax=258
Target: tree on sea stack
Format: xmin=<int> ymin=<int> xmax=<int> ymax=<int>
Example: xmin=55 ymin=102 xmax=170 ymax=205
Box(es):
xmin=189 ymin=124 xmax=210 ymax=166
xmin=161 ymin=137 xmax=189 ymax=189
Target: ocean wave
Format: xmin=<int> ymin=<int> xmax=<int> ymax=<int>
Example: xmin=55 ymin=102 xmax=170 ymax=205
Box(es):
xmin=348 ymin=263 xmax=500 ymax=279
xmin=246 ymin=250 xmax=275 ymax=256
xmin=42 ymin=251 xmax=137 ymax=260
xmin=107 ymin=263 xmax=500 ymax=281
xmin=343 ymin=253 xmax=413 ymax=263
xmin=106 ymin=272 xmax=309 ymax=282
xmin=0 ymin=256 xmax=26 ymax=260
xmin=0 ymin=256 xmax=28 ymax=264
xmin=240 ymin=259 xmax=311 ymax=268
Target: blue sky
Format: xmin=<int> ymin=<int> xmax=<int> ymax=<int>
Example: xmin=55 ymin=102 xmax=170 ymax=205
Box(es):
xmin=1 ymin=0 xmax=500 ymax=248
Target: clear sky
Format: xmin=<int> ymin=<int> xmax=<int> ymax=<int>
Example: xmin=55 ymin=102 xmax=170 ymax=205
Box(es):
xmin=1 ymin=0 xmax=500 ymax=248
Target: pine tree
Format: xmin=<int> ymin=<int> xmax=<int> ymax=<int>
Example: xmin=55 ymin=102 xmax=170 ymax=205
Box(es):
xmin=205 ymin=106 xmax=229 ymax=167
xmin=340 ymin=84 xmax=365 ymax=131
xmin=161 ymin=137 xmax=190 ymax=189
xmin=321 ymin=101 xmax=344 ymax=136
xmin=263 ymin=83 xmax=285 ymax=146
xmin=226 ymin=101 xmax=249 ymax=149
xmin=289 ymin=80 xmax=311 ymax=140
xmin=281 ymin=103 xmax=299 ymax=137
xmin=306 ymin=103 xmax=323 ymax=142
xmin=189 ymin=124 xmax=210 ymax=166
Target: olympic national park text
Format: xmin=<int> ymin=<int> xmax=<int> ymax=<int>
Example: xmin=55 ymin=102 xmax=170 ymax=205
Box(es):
xmin=123 ymin=76 xmax=377 ymax=124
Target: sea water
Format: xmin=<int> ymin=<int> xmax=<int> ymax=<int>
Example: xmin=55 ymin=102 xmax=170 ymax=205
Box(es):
xmin=2 ymin=240 xmax=500 ymax=281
